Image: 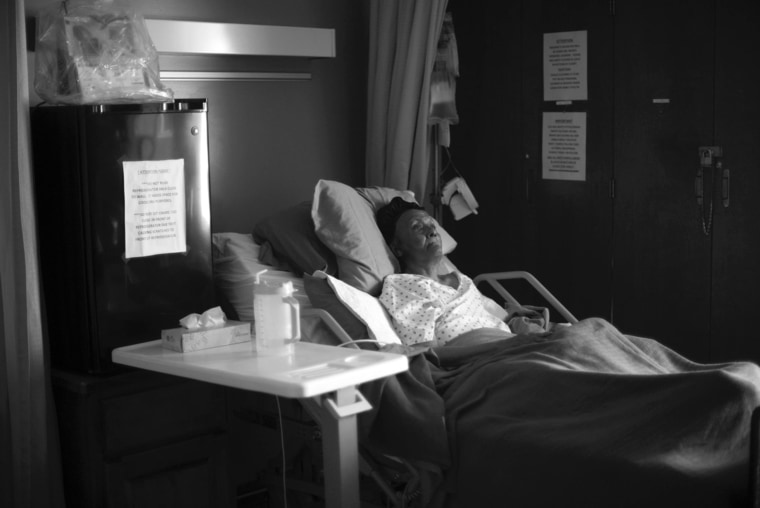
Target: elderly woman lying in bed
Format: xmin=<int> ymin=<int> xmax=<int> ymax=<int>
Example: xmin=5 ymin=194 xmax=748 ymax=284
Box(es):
xmin=375 ymin=197 xmax=544 ymax=345
xmin=369 ymin=196 xmax=760 ymax=508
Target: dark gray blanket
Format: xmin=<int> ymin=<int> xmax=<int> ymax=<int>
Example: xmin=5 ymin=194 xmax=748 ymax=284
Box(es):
xmin=358 ymin=318 xmax=760 ymax=508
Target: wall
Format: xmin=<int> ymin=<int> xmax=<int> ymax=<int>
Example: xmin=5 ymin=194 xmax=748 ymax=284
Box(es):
xmin=25 ymin=0 xmax=369 ymax=233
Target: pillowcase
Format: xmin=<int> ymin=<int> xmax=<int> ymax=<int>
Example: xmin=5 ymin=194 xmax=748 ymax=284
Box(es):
xmin=309 ymin=271 xmax=402 ymax=345
xmin=311 ymin=179 xmax=456 ymax=296
xmin=303 ymin=273 xmax=371 ymax=343
xmin=252 ymin=200 xmax=338 ymax=276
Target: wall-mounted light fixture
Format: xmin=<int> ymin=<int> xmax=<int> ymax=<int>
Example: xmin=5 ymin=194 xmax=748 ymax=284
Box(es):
xmin=144 ymin=20 xmax=335 ymax=82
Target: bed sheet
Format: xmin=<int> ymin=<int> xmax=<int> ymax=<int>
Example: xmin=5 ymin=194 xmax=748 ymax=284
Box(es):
xmin=358 ymin=318 xmax=760 ymax=508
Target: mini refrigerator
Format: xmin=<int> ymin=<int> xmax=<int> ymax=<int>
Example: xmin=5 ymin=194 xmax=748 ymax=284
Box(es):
xmin=31 ymin=98 xmax=215 ymax=373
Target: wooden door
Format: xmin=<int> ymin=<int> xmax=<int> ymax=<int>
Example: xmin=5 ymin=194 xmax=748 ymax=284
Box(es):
xmin=519 ymin=0 xmax=615 ymax=321
xmin=711 ymin=2 xmax=760 ymax=363
xmin=612 ymin=0 xmax=715 ymax=361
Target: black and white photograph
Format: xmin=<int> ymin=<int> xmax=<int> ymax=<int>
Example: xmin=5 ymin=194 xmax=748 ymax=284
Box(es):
xmin=3 ymin=1 xmax=760 ymax=507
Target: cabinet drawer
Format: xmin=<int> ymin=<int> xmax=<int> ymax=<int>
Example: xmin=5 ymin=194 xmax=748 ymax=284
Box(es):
xmin=101 ymin=379 xmax=225 ymax=457
xmin=106 ymin=433 xmax=232 ymax=508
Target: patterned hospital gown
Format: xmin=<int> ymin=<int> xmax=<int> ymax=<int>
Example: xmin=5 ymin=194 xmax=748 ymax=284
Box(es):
xmin=379 ymin=272 xmax=511 ymax=345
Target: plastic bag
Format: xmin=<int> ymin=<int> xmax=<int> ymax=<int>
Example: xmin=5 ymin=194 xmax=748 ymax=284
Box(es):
xmin=429 ymin=12 xmax=459 ymax=125
xmin=34 ymin=0 xmax=173 ymax=105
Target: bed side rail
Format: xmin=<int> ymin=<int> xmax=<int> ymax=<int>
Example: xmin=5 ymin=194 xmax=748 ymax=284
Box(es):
xmin=750 ymin=406 xmax=760 ymax=507
xmin=300 ymin=307 xmax=359 ymax=347
xmin=473 ymin=271 xmax=579 ymax=325
xmin=301 ymin=307 xmax=386 ymax=350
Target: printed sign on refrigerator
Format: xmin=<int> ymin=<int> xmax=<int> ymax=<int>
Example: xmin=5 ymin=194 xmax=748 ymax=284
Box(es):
xmin=123 ymin=159 xmax=187 ymax=258
xmin=542 ymin=112 xmax=587 ymax=181
xmin=544 ymin=30 xmax=588 ymax=102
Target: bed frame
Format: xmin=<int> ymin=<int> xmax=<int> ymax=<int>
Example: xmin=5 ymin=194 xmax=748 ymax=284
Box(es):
xmin=301 ymin=271 xmax=760 ymax=508
xmin=297 ymin=271 xmax=571 ymax=506
xmin=472 ymin=271 xmax=578 ymax=325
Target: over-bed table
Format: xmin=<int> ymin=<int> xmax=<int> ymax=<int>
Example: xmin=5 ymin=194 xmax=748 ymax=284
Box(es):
xmin=112 ymin=339 xmax=408 ymax=508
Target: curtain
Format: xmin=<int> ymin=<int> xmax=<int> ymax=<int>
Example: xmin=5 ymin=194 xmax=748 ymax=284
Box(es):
xmin=365 ymin=0 xmax=449 ymax=203
xmin=1 ymin=0 xmax=66 ymax=506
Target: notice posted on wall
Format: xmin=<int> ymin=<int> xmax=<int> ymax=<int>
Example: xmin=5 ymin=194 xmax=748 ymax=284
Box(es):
xmin=123 ymin=159 xmax=187 ymax=259
xmin=544 ymin=30 xmax=588 ymax=102
xmin=542 ymin=112 xmax=587 ymax=181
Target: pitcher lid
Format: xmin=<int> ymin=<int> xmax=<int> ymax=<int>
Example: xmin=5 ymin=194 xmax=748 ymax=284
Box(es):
xmin=254 ymin=279 xmax=294 ymax=296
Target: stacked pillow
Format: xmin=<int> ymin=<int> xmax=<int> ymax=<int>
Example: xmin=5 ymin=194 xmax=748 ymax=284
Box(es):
xmin=252 ymin=200 xmax=338 ymax=276
xmin=250 ymin=179 xmax=457 ymax=345
xmin=311 ymin=179 xmax=456 ymax=296
xmin=211 ymin=232 xmax=303 ymax=322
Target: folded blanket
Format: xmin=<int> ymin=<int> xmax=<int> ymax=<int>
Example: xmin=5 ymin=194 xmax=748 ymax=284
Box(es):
xmin=359 ymin=318 xmax=760 ymax=508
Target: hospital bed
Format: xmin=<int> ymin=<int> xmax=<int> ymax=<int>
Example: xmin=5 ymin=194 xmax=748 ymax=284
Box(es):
xmin=213 ymin=179 xmax=760 ymax=508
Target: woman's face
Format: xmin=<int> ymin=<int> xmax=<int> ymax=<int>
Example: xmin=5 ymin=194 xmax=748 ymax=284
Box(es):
xmin=392 ymin=209 xmax=442 ymax=263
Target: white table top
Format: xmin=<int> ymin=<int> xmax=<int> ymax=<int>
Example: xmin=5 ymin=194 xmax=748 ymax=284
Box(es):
xmin=112 ymin=340 xmax=409 ymax=398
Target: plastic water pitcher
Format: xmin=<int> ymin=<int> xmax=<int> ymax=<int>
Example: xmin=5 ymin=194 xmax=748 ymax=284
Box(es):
xmin=252 ymin=271 xmax=301 ymax=354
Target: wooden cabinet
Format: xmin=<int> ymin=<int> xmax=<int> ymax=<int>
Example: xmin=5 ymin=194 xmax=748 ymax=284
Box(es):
xmin=708 ymin=3 xmax=760 ymax=363
xmin=52 ymin=368 xmax=333 ymax=508
xmin=518 ymin=0 xmax=615 ymax=322
xmin=612 ymin=0 xmax=760 ymax=363
xmin=612 ymin=0 xmax=716 ymax=361
xmin=447 ymin=0 xmax=615 ymax=320
xmin=452 ymin=0 xmax=760 ymax=363
xmin=52 ymin=368 xmax=233 ymax=508
xmin=105 ymin=434 xmax=229 ymax=508
xmin=447 ymin=0 xmax=614 ymax=322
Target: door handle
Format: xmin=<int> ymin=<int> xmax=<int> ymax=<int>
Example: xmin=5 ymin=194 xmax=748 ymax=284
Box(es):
xmin=720 ymin=161 xmax=729 ymax=208
xmin=696 ymin=146 xmax=722 ymax=236
xmin=695 ymin=167 xmax=704 ymax=207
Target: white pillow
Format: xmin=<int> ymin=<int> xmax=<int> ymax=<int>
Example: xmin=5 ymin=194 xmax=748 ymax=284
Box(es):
xmin=311 ymin=179 xmax=457 ymax=296
xmin=312 ymin=270 xmax=402 ymax=345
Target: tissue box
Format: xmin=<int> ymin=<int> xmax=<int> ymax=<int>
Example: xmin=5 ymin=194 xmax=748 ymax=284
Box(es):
xmin=161 ymin=320 xmax=251 ymax=352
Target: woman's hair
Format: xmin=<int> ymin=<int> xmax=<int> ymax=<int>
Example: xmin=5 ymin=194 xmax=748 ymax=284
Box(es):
xmin=376 ymin=197 xmax=424 ymax=246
